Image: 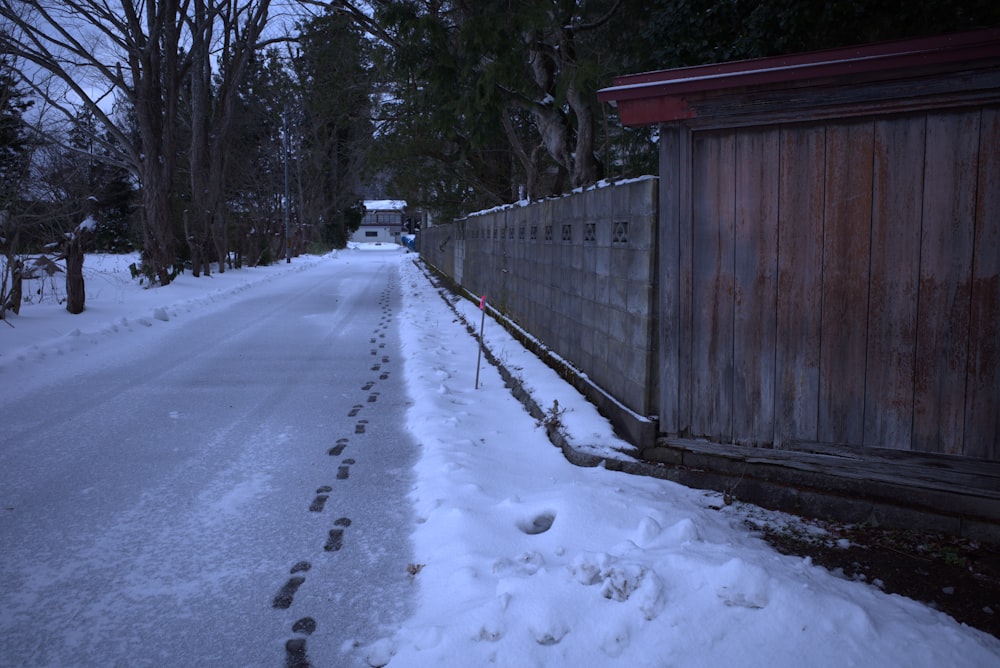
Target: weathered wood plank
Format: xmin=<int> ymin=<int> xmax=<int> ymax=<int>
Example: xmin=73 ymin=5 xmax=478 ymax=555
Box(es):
xmin=790 ymin=441 xmax=1000 ymax=479
xmin=913 ymin=110 xmax=979 ymax=455
xmin=864 ymin=115 xmax=926 ymax=450
xmin=658 ymin=126 xmax=683 ymax=434
xmin=690 ymin=132 xmax=735 ymax=443
xmin=966 ymin=107 xmax=1000 ymax=461
xmin=733 ymin=127 xmax=780 ymax=446
xmin=775 ymin=125 xmax=826 ymax=447
xmin=818 ymin=120 xmax=875 ymax=445
xmin=662 ymin=438 xmax=1000 ymax=498
xmin=677 ymin=125 xmax=694 ymax=436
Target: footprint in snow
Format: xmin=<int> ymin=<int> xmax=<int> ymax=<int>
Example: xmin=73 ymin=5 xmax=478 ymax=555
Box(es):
xmin=517 ymin=512 xmax=555 ymax=535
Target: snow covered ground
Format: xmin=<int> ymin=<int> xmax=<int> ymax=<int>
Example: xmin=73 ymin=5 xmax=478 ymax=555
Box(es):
xmin=3 ymin=248 xmax=999 ymax=667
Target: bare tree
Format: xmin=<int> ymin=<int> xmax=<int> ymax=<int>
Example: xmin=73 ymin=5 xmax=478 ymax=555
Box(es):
xmin=186 ymin=0 xmax=272 ymax=276
xmin=1 ymin=1 xmax=182 ymax=284
xmin=0 ymin=0 xmax=275 ymax=284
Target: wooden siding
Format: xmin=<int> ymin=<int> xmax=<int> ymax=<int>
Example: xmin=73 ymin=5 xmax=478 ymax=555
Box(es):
xmin=775 ymin=125 xmax=825 ymax=447
xmin=818 ymin=120 xmax=874 ymax=446
xmin=967 ymin=108 xmax=1000 ymax=459
xmin=733 ymin=128 xmax=779 ymax=447
xmin=690 ymin=132 xmax=736 ymax=443
xmin=666 ymin=107 xmax=1000 ymax=460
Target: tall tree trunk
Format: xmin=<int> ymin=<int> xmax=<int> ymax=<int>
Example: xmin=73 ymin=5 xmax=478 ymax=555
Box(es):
xmin=566 ymin=81 xmax=603 ymax=187
xmin=130 ymin=0 xmax=182 ymax=286
xmin=64 ymin=226 xmax=90 ymax=314
xmin=186 ymin=0 xmax=272 ymax=275
xmin=184 ymin=209 xmax=206 ymax=277
xmin=211 ymin=198 xmax=228 ymax=270
xmin=4 ymin=257 xmax=22 ymax=316
xmin=501 ymin=109 xmax=539 ymax=200
xmin=525 ymin=35 xmax=576 ymax=194
xmin=556 ymin=24 xmax=603 ymax=188
xmin=187 ymin=0 xmax=213 ymax=276
xmin=138 ymin=168 xmax=176 ymax=286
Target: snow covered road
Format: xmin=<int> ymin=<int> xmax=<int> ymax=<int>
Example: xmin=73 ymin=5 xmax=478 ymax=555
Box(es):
xmin=3 ymin=247 xmax=1000 ymax=667
xmin=0 ymin=251 xmax=417 ymax=667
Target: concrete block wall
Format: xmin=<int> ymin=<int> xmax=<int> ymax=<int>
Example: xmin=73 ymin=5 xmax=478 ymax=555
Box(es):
xmin=419 ymin=177 xmax=658 ymax=428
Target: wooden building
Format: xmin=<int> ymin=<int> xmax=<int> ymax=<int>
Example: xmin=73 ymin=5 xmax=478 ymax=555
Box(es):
xmin=599 ymin=29 xmax=1000 ymax=534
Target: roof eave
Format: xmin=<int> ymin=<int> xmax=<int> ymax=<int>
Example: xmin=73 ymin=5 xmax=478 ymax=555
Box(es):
xmin=598 ymin=27 xmax=1000 ymax=126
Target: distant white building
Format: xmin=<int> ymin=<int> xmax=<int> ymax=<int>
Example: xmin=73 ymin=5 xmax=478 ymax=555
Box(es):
xmin=351 ymin=199 xmax=407 ymax=245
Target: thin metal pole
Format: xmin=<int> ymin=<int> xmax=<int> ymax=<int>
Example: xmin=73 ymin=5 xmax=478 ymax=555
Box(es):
xmin=475 ymin=295 xmax=486 ymax=389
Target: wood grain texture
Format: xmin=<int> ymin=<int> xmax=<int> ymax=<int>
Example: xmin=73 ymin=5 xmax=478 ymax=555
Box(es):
xmin=677 ymin=126 xmax=694 ymax=436
xmin=658 ymin=127 xmax=683 ymax=434
xmin=690 ymin=132 xmax=736 ymax=443
xmin=818 ymin=120 xmax=875 ymax=445
xmin=775 ymin=124 xmax=826 ymax=447
xmin=657 ymin=102 xmax=997 ymax=463
xmin=913 ymin=111 xmax=980 ymax=455
xmin=966 ymin=107 xmax=1000 ymax=460
xmin=865 ymin=114 xmax=926 ymax=450
xmin=733 ymin=127 xmax=780 ymax=446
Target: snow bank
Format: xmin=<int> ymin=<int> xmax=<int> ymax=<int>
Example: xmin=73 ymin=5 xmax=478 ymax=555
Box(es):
xmin=377 ymin=257 xmax=1000 ymax=667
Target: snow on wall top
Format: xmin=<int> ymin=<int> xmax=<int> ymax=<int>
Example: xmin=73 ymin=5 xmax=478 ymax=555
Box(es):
xmin=466 ymin=175 xmax=657 ymax=218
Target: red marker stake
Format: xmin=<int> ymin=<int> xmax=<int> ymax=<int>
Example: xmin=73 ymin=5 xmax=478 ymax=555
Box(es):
xmin=475 ymin=295 xmax=486 ymax=389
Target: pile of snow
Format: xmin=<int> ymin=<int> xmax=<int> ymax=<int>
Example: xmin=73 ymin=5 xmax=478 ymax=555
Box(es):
xmin=369 ymin=258 xmax=1000 ymax=667
xmin=0 ymin=252 xmax=330 ymax=379
xmin=77 ymin=215 xmax=99 ymax=232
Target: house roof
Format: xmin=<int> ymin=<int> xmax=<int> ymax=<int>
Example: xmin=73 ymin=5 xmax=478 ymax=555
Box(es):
xmin=597 ymin=28 xmax=1000 ymax=126
xmin=364 ymin=199 xmax=407 ymax=211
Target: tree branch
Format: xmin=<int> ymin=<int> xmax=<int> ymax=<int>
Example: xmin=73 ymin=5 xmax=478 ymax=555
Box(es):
xmin=574 ymin=0 xmax=623 ymax=32
xmin=296 ymin=0 xmax=397 ymax=47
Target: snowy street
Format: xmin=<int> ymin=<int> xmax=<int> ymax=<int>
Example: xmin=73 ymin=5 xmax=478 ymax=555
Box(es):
xmin=2 ymin=247 xmax=1000 ymax=667
xmin=0 ymin=251 xmax=417 ymax=666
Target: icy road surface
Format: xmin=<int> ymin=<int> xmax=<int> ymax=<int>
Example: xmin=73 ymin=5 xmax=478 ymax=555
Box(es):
xmin=0 ymin=252 xmax=416 ymax=667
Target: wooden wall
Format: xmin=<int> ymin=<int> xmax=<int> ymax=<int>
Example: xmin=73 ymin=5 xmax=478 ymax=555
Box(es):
xmin=659 ymin=107 xmax=1000 ymax=460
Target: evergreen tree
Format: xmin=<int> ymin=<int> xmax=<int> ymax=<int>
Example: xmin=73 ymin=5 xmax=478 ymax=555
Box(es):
xmin=294 ymin=7 xmax=374 ymax=248
xmin=227 ymin=48 xmax=293 ymax=266
xmin=621 ymin=0 xmax=1000 ymax=72
xmin=0 ymin=49 xmax=31 ymax=210
xmin=344 ymin=0 xmax=625 ymax=218
xmin=0 ymin=48 xmax=33 ymax=317
xmin=362 ymin=2 xmax=510 ymax=220
xmin=64 ymin=110 xmax=137 ymax=252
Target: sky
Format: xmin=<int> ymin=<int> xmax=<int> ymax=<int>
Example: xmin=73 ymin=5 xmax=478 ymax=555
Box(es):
xmin=3 ymin=248 xmax=999 ymax=667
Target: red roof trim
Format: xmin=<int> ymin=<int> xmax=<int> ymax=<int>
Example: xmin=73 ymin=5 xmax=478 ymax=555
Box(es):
xmin=598 ymin=28 xmax=1000 ymax=124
